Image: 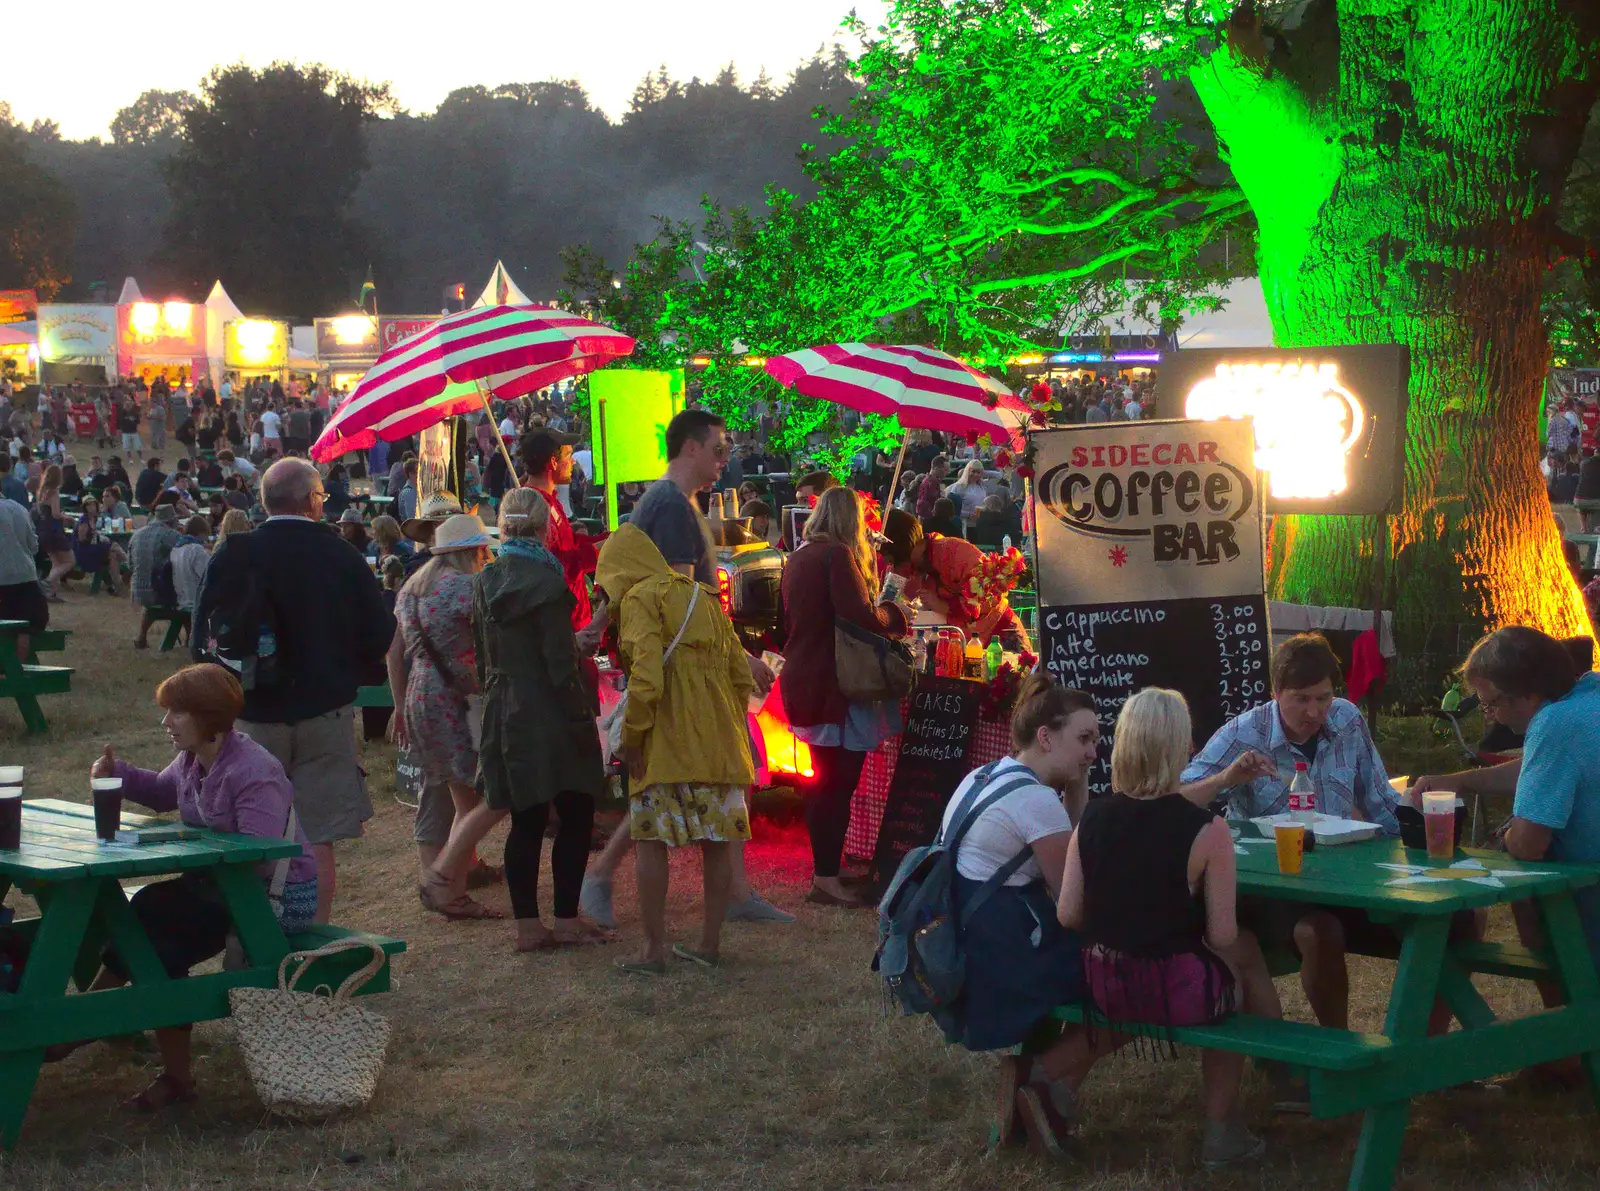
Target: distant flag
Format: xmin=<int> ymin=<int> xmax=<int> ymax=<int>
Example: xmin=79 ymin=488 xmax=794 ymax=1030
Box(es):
xmin=357 ymin=267 xmax=376 ymax=312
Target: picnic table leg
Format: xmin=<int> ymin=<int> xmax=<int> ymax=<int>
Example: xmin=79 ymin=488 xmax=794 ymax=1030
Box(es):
xmin=1535 ymin=891 xmax=1600 ymax=1111
xmin=1435 ymin=953 xmax=1497 ymax=1030
xmin=210 ymin=862 xmax=291 ymax=969
xmin=0 ymin=641 xmax=46 ymax=735
xmin=0 ymin=881 xmax=98 ymax=1148
xmin=1346 ymin=915 xmax=1450 ymax=1191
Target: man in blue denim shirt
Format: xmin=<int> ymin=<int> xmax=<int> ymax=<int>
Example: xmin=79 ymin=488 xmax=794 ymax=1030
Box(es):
xmin=1178 ymin=635 xmax=1404 ymax=1090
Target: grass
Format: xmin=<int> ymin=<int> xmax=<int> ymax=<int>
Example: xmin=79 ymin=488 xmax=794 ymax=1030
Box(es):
xmin=2 ymin=591 xmax=1598 ymax=1189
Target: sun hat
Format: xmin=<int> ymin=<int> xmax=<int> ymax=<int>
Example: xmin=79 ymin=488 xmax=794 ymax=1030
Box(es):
xmin=428 ymin=514 xmax=493 ymax=555
xmin=401 ymin=490 xmax=463 ymax=542
xmin=338 ymin=507 xmax=365 ymax=525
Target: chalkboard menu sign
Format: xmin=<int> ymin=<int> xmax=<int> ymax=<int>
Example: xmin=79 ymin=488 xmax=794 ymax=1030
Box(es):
xmin=1040 ymin=598 xmax=1269 ymax=796
xmin=1030 ymin=420 xmax=1269 ymax=796
xmin=868 ymin=677 xmax=981 ymax=886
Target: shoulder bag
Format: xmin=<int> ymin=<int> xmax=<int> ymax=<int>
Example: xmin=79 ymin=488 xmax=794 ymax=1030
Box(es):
xmin=598 ymin=580 xmax=700 ymax=765
xmin=831 ymin=549 xmax=914 ymax=703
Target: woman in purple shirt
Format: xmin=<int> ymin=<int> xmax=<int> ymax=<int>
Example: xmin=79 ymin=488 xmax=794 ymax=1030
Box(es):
xmin=86 ymin=664 xmax=317 ymax=1110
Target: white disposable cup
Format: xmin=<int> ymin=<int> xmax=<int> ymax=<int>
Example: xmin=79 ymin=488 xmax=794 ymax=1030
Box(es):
xmin=1422 ymin=792 xmax=1455 ymax=818
xmin=0 ymin=766 xmax=23 ymax=785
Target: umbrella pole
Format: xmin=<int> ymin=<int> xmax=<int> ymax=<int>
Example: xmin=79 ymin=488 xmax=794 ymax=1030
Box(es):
xmin=884 ymin=434 xmax=910 ymax=510
xmin=476 ymin=380 xmax=520 ymax=481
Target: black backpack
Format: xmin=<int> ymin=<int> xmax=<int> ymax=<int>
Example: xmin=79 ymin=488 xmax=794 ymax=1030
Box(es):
xmin=194 ymin=539 xmax=280 ymax=691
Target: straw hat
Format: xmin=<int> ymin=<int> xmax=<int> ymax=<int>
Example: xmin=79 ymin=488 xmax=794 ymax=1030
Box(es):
xmin=428 ymin=514 xmax=492 ymax=555
xmin=402 ymin=490 xmax=463 ymax=542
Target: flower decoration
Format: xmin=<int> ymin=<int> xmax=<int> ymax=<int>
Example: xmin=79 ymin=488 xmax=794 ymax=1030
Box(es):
xmin=1029 ymin=409 xmax=1050 ymax=428
xmin=979 ymin=661 xmax=1024 ymax=720
xmin=858 ymin=492 xmax=883 ymax=533
xmin=994 ymin=449 xmax=1012 ymax=469
xmin=956 ymin=546 xmax=1028 ymax=621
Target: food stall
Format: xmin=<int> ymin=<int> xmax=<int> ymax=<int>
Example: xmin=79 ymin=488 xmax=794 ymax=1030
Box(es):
xmin=316 ymin=314 xmax=381 ymax=391
xmin=36 ymin=304 xmax=117 ymax=388
xmin=118 ymin=299 xmax=207 ymax=384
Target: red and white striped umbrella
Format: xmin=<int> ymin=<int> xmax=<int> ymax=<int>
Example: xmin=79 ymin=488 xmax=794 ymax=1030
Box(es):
xmin=311 ymin=305 xmax=634 ymax=462
xmin=764 ymin=342 xmax=1028 ymax=450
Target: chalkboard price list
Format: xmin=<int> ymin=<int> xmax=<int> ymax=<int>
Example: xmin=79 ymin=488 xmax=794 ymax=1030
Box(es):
xmin=1209 ymin=601 xmax=1269 ymax=721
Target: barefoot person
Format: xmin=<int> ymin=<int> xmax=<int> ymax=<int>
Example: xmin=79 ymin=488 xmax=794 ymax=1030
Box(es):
xmin=596 ymin=512 xmax=756 ymax=973
xmin=78 ymin=664 xmax=317 ymax=1110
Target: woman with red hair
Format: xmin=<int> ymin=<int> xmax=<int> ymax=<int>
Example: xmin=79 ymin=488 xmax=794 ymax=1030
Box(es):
xmin=78 ymin=663 xmax=316 ymax=1110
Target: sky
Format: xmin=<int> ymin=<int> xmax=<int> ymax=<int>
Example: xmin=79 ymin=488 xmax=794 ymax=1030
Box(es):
xmin=6 ymin=0 xmax=890 ymax=141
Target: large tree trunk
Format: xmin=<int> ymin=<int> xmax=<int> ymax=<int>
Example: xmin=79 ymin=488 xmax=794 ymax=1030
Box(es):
xmin=1193 ymin=0 xmax=1600 ymax=695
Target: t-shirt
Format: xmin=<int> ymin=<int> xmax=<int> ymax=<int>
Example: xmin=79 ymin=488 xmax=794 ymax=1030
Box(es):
xmin=261 ymin=410 xmax=282 ymax=439
xmin=939 ymin=757 xmax=1072 ymax=886
xmin=629 ymin=478 xmax=715 ymax=586
xmin=1513 ymin=671 xmax=1600 ymax=962
xmin=572 ymin=449 xmax=593 ymax=482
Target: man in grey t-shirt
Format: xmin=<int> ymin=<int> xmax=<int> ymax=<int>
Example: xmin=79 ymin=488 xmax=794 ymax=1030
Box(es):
xmin=627 ymin=476 xmax=716 ymax=587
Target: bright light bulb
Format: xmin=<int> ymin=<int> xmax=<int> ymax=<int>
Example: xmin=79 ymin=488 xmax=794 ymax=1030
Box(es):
xmin=233 ymin=320 xmax=278 ymax=363
xmin=129 ymin=303 xmax=160 ymax=336
xmin=332 ymin=315 xmax=370 ymax=346
xmin=161 ymin=302 xmax=192 ymax=334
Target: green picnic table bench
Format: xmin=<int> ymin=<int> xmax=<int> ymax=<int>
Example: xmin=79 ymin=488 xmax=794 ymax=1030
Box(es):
xmin=0 ymin=622 xmax=72 ymax=734
xmin=1034 ymin=834 xmax=1600 ymax=1191
xmin=354 ymin=684 xmax=394 ymax=709
xmin=0 ymin=798 xmax=405 ymax=1147
xmin=24 ymin=628 xmax=69 ymax=666
xmin=144 ymin=607 xmax=189 ymax=653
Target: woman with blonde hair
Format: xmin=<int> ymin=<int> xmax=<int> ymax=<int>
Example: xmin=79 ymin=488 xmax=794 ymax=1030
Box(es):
xmin=371 ymin=514 xmax=413 ymax=565
xmin=945 ymin=458 xmax=990 ymax=528
xmin=423 ymin=485 xmax=608 ymax=949
xmin=387 ymin=514 xmax=497 ymax=919
xmin=215 ymin=508 xmax=251 ymax=547
xmin=37 ymin=463 xmax=75 ymax=600
xmin=1057 ymin=687 xmax=1283 ymax=1170
xmin=780 ymin=485 xmax=908 ymax=906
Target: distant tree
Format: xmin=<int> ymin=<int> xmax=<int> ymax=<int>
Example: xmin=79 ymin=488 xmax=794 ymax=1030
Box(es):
xmin=160 ymin=63 xmax=395 ymax=316
xmin=0 ymin=105 xmax=75 ymax=297
xmin=110 ymin=90 xmax=194 ymax=145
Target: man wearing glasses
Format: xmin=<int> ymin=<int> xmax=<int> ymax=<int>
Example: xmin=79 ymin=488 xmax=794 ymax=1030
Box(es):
xmin=193 ymin=458 xmax=394 ymax=923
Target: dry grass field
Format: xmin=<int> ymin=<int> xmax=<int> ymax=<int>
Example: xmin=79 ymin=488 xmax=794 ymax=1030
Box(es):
xmin=1 ymin=591 xmax=1598 ymax=1190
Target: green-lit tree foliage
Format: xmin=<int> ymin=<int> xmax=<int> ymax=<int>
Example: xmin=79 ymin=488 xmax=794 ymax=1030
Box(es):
xmin=583 ymin=0 xmax=1598 ymax=679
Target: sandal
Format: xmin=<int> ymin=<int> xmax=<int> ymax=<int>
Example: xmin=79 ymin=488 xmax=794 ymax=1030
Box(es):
xmin=125 ymin=1072 xmax=197 ymax=1112
xmin=671 ymin=943 xmax=720 ymax=968
xmin=418 ymin=874 xmax=503 ymax=920
xmin=464 ymin=861 xmax=504 ymax=891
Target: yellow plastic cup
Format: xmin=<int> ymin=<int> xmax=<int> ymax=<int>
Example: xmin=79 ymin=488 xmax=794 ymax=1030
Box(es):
xmin=1274 ymin=822 xmax=1306 ymax=875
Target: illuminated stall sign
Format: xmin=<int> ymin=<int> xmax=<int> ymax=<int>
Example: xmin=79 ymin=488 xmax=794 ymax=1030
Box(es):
xmin=1158 ymin=345 xmax=1410 ymax=516
xmin=315 ymin=315 xmax=380 ymax=362
xmin=377 ymin=315 xmax=439 ymax=352
xmin=1031 ymin=420 xmax=1268 ymax=797
xmin=224 ymin=319 xmax=290 ymax=370
xmin=38 ymin=305 xmax=116 ymax=362
xmin=118 ymin=301 xmax=207 ymax=370
xmin=0 ymin=291 xmax=37 ymax=325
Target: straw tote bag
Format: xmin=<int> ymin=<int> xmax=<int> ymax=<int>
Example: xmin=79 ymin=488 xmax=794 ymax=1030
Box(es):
xmin=228 ymin=937 xmax=393 ymax=1117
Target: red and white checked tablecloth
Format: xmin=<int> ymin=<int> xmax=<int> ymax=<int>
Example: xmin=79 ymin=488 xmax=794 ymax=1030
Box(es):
xmin=844 ymin=704 xmax=1012 ymax=861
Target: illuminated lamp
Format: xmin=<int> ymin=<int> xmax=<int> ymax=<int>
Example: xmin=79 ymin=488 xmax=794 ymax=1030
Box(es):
xmin=1184 ymin=361 xmax=1366 ymax=501
xmin=162 ymin=302 xmax=192 ymax=334
xmin=331 ymin=315 xmax=372 ymax=346
xmin=1008 ymin=353 xmax=1045 ymax=366
xmin=716 ymin=566 xmax=733 ymax=615
xmin=233 ymin=319 xmax=279 ymax=365
xmin=1112 ymin=352 xmax=1162 ymax=363
xmin=742 ymin=356 xmax=767 ymax=367
xmin=754 ymin=704 xmax=813 ymax=779
xmin=129 ymin=303 xmax=160 ymax=336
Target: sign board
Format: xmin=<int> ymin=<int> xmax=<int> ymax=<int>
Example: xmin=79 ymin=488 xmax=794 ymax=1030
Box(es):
xmin=37 ymin=305 xmax=116 ymax=362
xmin=315 ymin=315 xmax=380 ymax=362
xmin=867 ymin=677 xmax=981 ymax=886
xmin=118 ymin=301 xmax=206 ymax=360
xmin=0 ymin=291 xmax=37 ymax=324
xmin=223 ymin=319 xmax=289 ymax=370
xmin=1031 ymin=420 xmax=1268 ymax=798
xmin=590 ymin=369 xmax=686 ymax=530
xmin=1158 ymin=345 xmax=1410 ymax=515
xmin=377 ymin=315 xmax=438 ymax=352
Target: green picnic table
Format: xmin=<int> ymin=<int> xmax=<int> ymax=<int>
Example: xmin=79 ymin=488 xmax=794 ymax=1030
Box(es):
xmin=0 ymin=799 xmax=404 ymax=1147
xmin=1049 ymin=834 xmax=1600 ymax=1190
xmin=0 ymin=621 xmax=72 ymax=734
xmin=359 ymin=494 xmax=395 ymax=518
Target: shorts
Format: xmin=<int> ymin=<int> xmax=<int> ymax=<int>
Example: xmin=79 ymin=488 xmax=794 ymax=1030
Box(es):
xmin=0 ymin=581 xmax=48 ymax=633
xmin=121 ymin=432 xmax=142 ymax=454
xmin=414 ymin=780 xmax=455 ymax=847
xmin=238 ymin=707 xmax=371 ymax=843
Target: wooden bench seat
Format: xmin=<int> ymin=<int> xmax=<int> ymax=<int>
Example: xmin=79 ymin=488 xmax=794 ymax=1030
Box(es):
xmin=1048 ymin=1003 xmax=1392 ymax=1071
xmin=143 ymin=607 xmax=189 ymax=653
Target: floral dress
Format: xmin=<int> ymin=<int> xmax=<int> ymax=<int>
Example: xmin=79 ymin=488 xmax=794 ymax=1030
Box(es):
xmin=398 ymin=569 xmax=480 ymax=785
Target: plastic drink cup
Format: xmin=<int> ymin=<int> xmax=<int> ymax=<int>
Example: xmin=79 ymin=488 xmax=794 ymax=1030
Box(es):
xmin=1274 ymin=822 xmax=1306 ymax=874
xmin=90 ymin=777 xmax=123 ymax=842
xmin=0 ymin=766 xmax=22 ymax=787
xmin=1423 ymin=792 xmax=1456 ymax=859
xmin=0 ymin=788 xmax=19 ymax=850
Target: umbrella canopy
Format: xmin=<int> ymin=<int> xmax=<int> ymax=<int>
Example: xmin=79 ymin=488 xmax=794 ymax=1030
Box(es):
xmin=312 ymin=305 xmax=633 ymax=461
xmin=764 ymin=343 xmax=1027 ymax=450
xmin=0 ymin=324 xmax=35 ymax=348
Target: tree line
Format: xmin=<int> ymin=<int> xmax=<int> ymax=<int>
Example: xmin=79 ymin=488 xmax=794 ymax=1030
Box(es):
xmin=1 ymin=50 xmax=856 ymax=316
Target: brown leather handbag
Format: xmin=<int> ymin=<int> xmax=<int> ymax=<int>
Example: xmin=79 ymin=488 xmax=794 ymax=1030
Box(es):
xmin=834 ymin=617 xmax=915 ymax=703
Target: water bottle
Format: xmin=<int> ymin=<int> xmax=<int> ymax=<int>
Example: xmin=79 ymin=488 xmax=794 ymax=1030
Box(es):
xmin=1288 ymin=761 xmax=1317 ymax=821
xmin=1001 ymin=534 xmax=1012 ymax=551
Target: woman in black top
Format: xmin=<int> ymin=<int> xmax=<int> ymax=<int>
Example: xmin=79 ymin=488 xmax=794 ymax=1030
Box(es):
xmin=225 ymin=412 xmax=245 ymax=450
xmin=1058 ymin=687 xmax=1282 ymax=1170
xmin=195 ymin=413 xmax=222 ymax=454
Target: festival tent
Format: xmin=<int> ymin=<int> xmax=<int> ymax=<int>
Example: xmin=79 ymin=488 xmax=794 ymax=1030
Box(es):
xmin=472 ymin=260 xmax=532 ymax=309
xmin=203 ymin=281 xmax=245 ymax=381
xmin=289 ymin=326 xmax=319 ymax=371
xmin=1095 ymin=277 xmax=1275 ymax=349
xmin=115 ymin=278 xmax=143 ymax=305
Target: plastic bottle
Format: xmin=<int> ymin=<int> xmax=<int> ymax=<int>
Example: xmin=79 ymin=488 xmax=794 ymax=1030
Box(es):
xmin=1001 ymin=534 xmax=1012 ymax=552
xmin=985 ymin=637 xmax=1003 ymax=680
xmin=964 ymin=636 xmax=983 ymax=678
xmin=1288 ymin=761 xmax=1317 ymax=821
xmin=945 ymin=631 xmax=965 ymax=678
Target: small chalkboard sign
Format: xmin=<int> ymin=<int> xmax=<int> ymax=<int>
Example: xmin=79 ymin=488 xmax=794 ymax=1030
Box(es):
xmin=396 ymin=746 xmax=424 ymax=801
xmin=868 ymin=677 xmax=982 ymax=887
xmin=1040 ymin=596 xmax=1270 ymax=797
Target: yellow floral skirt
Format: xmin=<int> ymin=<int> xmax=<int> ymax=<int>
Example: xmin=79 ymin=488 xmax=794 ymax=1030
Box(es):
xmin=629 ymin=782 xmax=752 ymax=848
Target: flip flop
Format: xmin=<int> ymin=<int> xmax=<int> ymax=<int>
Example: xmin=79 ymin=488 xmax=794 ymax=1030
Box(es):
xmin=615 ymin=958 xmax=667 ymax=976
xmin=671 ymin=943 xmax=720 ymax=968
